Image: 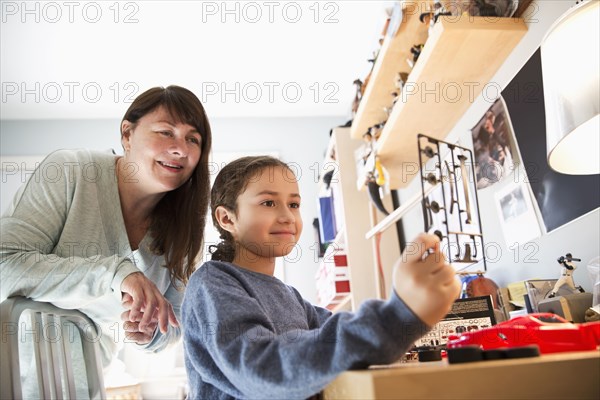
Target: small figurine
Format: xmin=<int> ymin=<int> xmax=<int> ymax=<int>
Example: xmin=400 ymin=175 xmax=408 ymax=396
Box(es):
xmin=468 ymin=0 xmax=519 ymax=18
xmin=351 ymin=79 xmax=363 ymax=116
xmin=361 ymin=52 xmax=378 ymax=96
xmin=361 ymin=131 xmax=374 ymax=163
xmin=548 ymin=253 xmax=586 ymax=298
xmin=407 ymin=44 xmax=425 ymax=68
xmin=419 ymin=1 xmax=452 ymax=35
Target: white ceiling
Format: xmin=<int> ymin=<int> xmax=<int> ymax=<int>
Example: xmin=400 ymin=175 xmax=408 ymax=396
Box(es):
xmin=1 ymin=1 xmax=389 ymax=120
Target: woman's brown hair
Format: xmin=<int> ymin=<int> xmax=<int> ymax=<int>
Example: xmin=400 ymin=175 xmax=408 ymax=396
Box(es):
xmin=121 ymin=85 xmax=212 ymax=285
xmin=209 ymin=156 xmax=291 ymax=262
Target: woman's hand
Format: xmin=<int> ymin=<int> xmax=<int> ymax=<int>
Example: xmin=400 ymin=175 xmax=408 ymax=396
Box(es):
xmin=120 ymin=272 xmax=179 ymax=339
xmin=120 ymin=299 xmax=158 ymax=344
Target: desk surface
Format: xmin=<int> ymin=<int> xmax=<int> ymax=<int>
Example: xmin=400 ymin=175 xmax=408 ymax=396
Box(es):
xmin=324 ymin=351 xmax=600 ymax=399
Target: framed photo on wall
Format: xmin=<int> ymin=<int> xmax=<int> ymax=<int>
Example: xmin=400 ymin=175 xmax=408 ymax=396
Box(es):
xmin=502 ymin=48 xmax=600 ymax=232
xmin=471 ymin=98 xmax=518 ymax=190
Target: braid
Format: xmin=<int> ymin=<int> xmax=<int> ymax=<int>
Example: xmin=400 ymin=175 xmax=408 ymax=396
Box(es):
xmin=209 ymin=232 xmax=236 ymax=262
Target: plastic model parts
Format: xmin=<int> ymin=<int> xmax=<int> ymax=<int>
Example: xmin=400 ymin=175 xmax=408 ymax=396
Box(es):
xmin=418 ymin=134 xmax=487 ymax=273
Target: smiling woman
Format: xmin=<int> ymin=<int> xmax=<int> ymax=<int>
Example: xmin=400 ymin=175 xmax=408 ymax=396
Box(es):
xmin=0 ymin=85 xmax=213 ymax=395
xmin=120 ymin=106 xmax=202 ymax=192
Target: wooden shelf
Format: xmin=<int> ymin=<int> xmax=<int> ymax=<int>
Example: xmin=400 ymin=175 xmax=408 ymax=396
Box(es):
xmin=317 ymin=128 xmax=401 ymax=309
xmin=324 ymin=351 xmax=600 ymax=399
xmin=350 ymin=1 xmax=432 ymax=141
xmin=376 ymin=16 xmax=527 ymax=189
xmin=332 ymin=128 xmax=379 ymax=308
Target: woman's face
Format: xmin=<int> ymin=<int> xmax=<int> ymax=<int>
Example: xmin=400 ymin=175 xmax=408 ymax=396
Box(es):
xmin=121 ymin=105 xmax=202 ymax=194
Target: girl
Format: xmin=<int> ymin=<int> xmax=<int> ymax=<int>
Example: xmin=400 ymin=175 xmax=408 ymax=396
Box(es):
xmin=182 ymin=156 xmax=460 ymax=399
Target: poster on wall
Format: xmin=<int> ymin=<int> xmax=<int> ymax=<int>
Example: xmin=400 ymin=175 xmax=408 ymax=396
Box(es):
xmin=471 ymin=97 xmax=518 ymax=190
xmin=494 ymin=181 xmax=542 ymax=247
xmin=502 ymin=49 xmax=600 ymax=232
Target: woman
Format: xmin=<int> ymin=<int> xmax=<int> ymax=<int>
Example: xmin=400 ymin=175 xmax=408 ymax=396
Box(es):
xmin=0 ymin=85 xmax=212 ymax=365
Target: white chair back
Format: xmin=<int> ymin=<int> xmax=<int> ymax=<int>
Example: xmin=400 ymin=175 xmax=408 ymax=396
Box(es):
xmin=0 ymin=297 xmax=106 ymax=399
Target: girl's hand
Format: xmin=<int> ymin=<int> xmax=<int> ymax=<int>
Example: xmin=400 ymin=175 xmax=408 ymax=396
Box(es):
xmin=393 ymin=233 xmax=461 ymax=327
xmin=120 ymin=272 xmax=179 ymax=335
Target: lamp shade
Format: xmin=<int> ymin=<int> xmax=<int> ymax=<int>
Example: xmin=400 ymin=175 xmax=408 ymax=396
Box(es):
xmin=541 ymin=0 xmax=600 ymax=175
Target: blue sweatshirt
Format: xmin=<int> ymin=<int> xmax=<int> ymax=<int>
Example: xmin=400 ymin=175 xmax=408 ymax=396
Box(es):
xmin=182 ymin=260 xmax=429 ymax=400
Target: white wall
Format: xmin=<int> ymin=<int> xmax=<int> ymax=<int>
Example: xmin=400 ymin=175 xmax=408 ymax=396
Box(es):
xmin=0 ymin=116 xmax=339 ymax=301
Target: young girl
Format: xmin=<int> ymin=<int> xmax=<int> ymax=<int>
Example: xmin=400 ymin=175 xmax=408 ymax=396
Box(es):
xmin=182 ymin=156 xmax=460 ymax=399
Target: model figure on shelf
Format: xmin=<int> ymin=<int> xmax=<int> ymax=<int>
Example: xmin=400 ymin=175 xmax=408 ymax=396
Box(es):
xmin=351 ymin=79 xmax=363 ymax=116
xmin=548 ymin=253 xmax=585 ymax=298
xmin=419 ymin=1 xmax=452 ymax=35
xmin=361 ymin=130 xmax=374 ymax=163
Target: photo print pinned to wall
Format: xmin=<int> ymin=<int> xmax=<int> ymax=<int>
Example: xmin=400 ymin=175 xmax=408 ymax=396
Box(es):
xmin=471 ymin=97 xmax=518 ymax=190
xmin=494 ymin=181 xmax=541 ymax=247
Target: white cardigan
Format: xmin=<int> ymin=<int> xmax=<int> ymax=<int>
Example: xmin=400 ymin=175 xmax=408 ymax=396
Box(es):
xmin=0 ymin=148 xmax=182 ymax=364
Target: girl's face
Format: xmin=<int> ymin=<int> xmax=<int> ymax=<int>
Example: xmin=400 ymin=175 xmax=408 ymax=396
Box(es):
xmin=229 ymin=166 xmax=303 ymax=268
xmin=121 ymin=105 xmax=202 ymax=194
